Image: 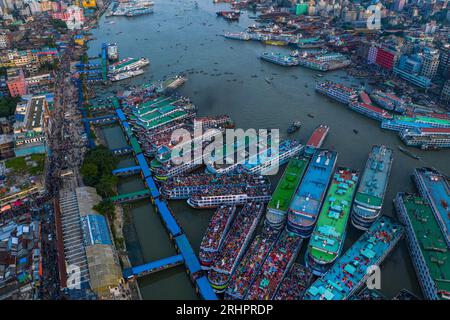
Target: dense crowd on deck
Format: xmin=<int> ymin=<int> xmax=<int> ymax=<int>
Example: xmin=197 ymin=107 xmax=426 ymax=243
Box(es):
xmin=225 ymin=227 xmax=280 ymax=299
xmin=274 ymin=263 xmax=313 ymax=300
xmin=189 ymin=184 xmax=271 ymax=201
xmin=200 ymin=206 xmax=236 ymax=255
xmin=209 ymin=203 xmax=263 ymax=278
xmin=247 ymin=230 xmax=303 ymax=300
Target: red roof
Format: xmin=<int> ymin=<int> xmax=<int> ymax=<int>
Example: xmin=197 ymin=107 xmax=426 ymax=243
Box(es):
xmin=420 ymin=127 xmax=450 ymax=133
xmin=306 ymin=125 xmax=329 ymax=147
xmin=358 ymin=103 xmax=393 ymax=119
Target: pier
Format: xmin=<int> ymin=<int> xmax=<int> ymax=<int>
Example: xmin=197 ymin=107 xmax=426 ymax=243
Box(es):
xmin=92 ymin=96 xmax=217 ymax=300
xmin=82 ymin=115 xmax=118 ymax=125
xmin=111 ymin=146 xmax=133 ymax=156
xmin=109 ymin=190 xmax=151 ymax=204
xmin=123 ymin=254 xmax=184 ymax=279
xmin=112 ymin=165 xmax=141 ymax=176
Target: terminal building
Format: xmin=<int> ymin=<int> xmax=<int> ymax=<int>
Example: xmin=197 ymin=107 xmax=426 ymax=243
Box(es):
xmin=55 ymin=186 xmax=125 ymax=299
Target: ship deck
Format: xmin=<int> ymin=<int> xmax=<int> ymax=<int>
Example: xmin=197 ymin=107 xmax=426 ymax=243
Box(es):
xmin=309 ymin=168 xmax=359 ymax=262
xmin=304 ymin=216 xmax=403 ymax=300
xmin=354 ymin=145 xmax=392 ymax=208
xmin=306 ymin=126 xmax=328 ymax=147
xmin=267 ymin=158 xmax=308 ymax=213
xmin=400 ymin=194 xmax=450 ymax=298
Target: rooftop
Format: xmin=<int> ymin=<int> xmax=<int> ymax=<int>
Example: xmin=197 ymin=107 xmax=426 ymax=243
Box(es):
xmin=400 ymin=194 xmax=450 ymax=299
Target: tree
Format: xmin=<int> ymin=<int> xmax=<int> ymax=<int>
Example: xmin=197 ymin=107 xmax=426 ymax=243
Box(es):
xmin=0 ymin=96 xmax=20 ymax=118
xmin=94 ymin=199 xmax=116 ymax=220
xmin=80 ymin=162 xmax=98 ymax=186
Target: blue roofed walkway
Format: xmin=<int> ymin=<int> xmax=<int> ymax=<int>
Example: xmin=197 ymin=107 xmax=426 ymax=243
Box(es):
xmin=123 ymin=254 xmax=184 ymax=279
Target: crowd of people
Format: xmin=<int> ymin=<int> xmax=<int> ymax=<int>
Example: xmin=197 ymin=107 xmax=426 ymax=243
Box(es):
xmin=274 ymin=263 xmax=313 ymax=300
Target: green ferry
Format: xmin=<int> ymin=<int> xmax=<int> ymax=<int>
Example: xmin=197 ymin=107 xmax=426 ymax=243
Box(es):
xmin=305 ymin=167 xmax=359 ymax=276
xmin=265 ymin=157 xmax=309 ymax=229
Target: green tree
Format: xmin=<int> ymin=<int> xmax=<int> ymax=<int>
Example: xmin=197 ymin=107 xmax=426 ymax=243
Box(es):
xmin=94 ymin=199 xmax=116 ymax=220
xmin=80 ymin=162 xmax=99 ymax=186
xmin=0 ymin=96 xmax=21 ymax=117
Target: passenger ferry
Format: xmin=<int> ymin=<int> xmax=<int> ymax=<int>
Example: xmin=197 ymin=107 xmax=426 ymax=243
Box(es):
xmin=394 ymin=193 xmax=450 ymax=300
xmin=109 ymin=69 xmax=144 ymax=82
xmin=222 ymin=32 xmax=251 ymax=41
xmin=315 ymin=81 xmax=357 ymax=104
xmin=297 ymin=57 xmax=329 ymax=71
xmin=304 ymin=216 xmax=403 ymax=300
xmin=413 ymin=167 xmax=450 ymax=247
xmin=266 ymin=157 xmax=309 ymax=229
xmin=400 ymin=127 xmax=450 ymax=149
xmin=246 ymin=230 xmax=303 ymax=300
xmin=370 ymin=90 xmax=406 ymax=113
xmin=348 ymin=102 xmax=393 ymax=122
xmin=107 ymin=42 xmax=118 ymax=61
xmin=237 ymin=140 xmax=304 ymax=176
xmin=109 ymin=57 xmax=150 ymax=74
xmin=199 ymin=205 xmax=236 ymax=270
xmin=225 ymin=227 xmax=280 ymax=300
xmin=351 ymin=145 xmax=393 ymax=230
xmin=187 ymin=184 xmax=272 ymax=209
xmin=287 ymin=149 xmax=338 ymax=237
xmin=260 ymin=52 xmax=298 ymax=66
xmin=208 ymin=203 xmax=264 ymax=292
xmin=304 ymin=125 xmax=330 ymax=156
xmin=306 ymin=167 xmax=360 ymax=276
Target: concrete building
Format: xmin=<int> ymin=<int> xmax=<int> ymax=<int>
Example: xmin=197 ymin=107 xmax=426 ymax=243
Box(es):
xmin=438 ymin=43 xmax=450 ymax=80
xmin=6 ymin=68 xmax=27 ymax=97
xmin=0 ymin=134 xmax=14 ymax=159
xmin=441 ymin=80 xmax=450 ymax=104
xmin=420 ymin=48 xmax=440 ymax=80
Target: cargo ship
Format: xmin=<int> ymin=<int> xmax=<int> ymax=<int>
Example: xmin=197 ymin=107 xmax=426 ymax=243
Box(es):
xmin=260 ymin=52 xmax=298 ymax=66
xmin=109 ymin=69 xmax=144 ymax=82
xmin=315 ymin=81 xmax=357 ymax=104
xmin=265 ymin=157 xmax=309 ymax=229
xmin=413 ymin=167 xmax=450 ymax=247
xmin=304 ymin=125 xmax=330 ymax=156
xmin=273 ymin=263 xmax=313 ymax=300
xmin=237 ymin=140 xmax=304 ymax=176
xmin=224 ymin=227 xmax=280 ymax=300
xmin=107 ymin=42 xmax=118 ymax=61
xmin=109 ymin=57 xmax=150 ymax=74
xmin=304 ymin=216 xmax=403 ymax=300
xmin=246 ymin=230 xmax=303 ymax=300
xmin=161 ymin=173 xmax=268 ymax=199
xmin=287 ymin=149 xmax=338 ymax=237
xmin=370 ymin=90 xmax=406 ymax=113
xmin=199 ymin=205 xmax=237 ymax=270
xmin=348 ymin=102 xmax=394 ymax=122
xmin=208 ymin=202 xmax=264 ymax=292
xmin=187 ymin=183 xmax=272 ymax=209
xmin=222 ymin=32 xmax=251 ymax=41
xmin=400 ymin=127 xmax=450 ymax=149
xmin=351 ymin=145 xmax=393 ymax=230
xmin=306 ymin=167 xmax=360 ymax=276
xmin=394 ymin=193 xmax=450 ymax=300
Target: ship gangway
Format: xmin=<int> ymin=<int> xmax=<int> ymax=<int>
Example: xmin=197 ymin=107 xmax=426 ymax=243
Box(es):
xmin=122 ymin=254 xmax=184 ymax=279
xmin=82 ymin=115 xmax=118 ymax=125
xmin=112 ymin=165 xmax=141 ymax=177
xmin=109 ymin=189 xmax=151 ymax=204
xmin=101 ymin=43 xmax=108 ymax=82
xmin=111 ymin=146 xmax=133 ymax=156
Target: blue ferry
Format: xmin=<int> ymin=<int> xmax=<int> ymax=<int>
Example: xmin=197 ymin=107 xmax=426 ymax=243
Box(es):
xmin=287 ymin=149 xmax=338 ymax=237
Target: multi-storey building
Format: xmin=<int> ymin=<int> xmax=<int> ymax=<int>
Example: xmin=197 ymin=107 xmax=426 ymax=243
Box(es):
xmin=6 ymin=68 xmax=27 ymax=97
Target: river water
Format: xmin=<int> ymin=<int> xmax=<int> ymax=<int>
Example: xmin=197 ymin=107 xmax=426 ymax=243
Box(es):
xmin=88 ymin=0 xmax=450 ymax=299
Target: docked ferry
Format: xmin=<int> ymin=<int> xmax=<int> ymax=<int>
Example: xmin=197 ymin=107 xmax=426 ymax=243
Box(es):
xmin=109 ymin=69 xmax=144 ymax=82
xmin=208 ymin=203 xmax=264 ymax=292
xmin=394 ymin=193 xmax=450 ymax=300
xmin=246 ymin=230 xmax=303 ymax=300
xmin=273 ymin=263 xmax=313 ymax=300
xmin=199 ymin=205 xmax=236 ymax=270
xmin=187 ymin=183 xmax=271 ymax=209
xmin=156 ymin=74 xmax=187 ymax=93
xmin=304 ymin=216 xmax=403 ymax=300
xmin=237 ymin=140 xmax=304 ymax=176
xmin=161 ymin=173 xmax=268 ymax=199
xmin=222 ymin=32 xmax=251 ymax=41
xmin=304 ymin=125 xmax=330 ymax=156
xmin=305 ymin=167 xmax=360 ymax=276
xmin=348 ymin=102 xmax=393 ymax=122
xmin=351 ymin=145 xmax=393 ymax=230
xmin=297 ymin=57 xmax=329 ymax=71
xmin=370 ymin=90 xmax=406 ymax=113
xmin=225 ymin=227 xmax=280 ymax=300
xmin=108 ymin=57 xmax=150 ymax=74
xmin=107 ymin=42 xmax=118 ymax=61
xmin=265 ymin=157 xmax=309 ymax=229
xmin=315 ymin=81 xmax=357 ymax=104
xmin=287 ymin=149 xmax=338 ymax=237
xmin=260 ymin=52 xmax=298 ymax=66
xmin=400 ymin=127 xmax=450 ymax=149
